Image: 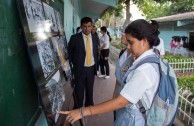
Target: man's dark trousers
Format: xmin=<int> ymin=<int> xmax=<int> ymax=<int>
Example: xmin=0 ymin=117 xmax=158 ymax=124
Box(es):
xmin=73 ymin=66 xmax=95 ymax=108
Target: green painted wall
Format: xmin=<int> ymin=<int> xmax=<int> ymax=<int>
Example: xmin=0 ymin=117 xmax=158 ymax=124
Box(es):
xmin=0 ymin=0 xmax=39 ymax=126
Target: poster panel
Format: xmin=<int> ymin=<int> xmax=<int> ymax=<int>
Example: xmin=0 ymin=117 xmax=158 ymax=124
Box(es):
xmin=55 ymin=10 xmax=64 ymax=33
xmin=36 ymin=39 xmax=56 ymax=78
xmin=23 ymin=0 xmax=45 ymax=33
xmin=51 ymin=36 xmax=71 ymax=80
xmin=16 ymin=0 xmax=72 ymax=125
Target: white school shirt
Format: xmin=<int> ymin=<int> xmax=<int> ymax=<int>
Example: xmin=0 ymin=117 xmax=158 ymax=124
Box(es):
xmin=153 ymin=37 xmax=165 ymax=55
xmin=82 ymin=33 xmax=95 ymax=67
xmin=99 ymin=34 xmax=110 ymax=49
xmin=120 ymin=49 xmax=159 ymax=110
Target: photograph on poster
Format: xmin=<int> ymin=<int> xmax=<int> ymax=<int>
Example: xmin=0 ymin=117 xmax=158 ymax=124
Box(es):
xmin=36 ymin=39 xmax=55 ymax=78
xmin=59 ymin=36 xmax=68 ymax=59
xmin=45 ymin=70 xmax=65 ymax=123
xmin=62 ymin=60 xmax=72 ymax=81
xmin=23 ymin=0 xmax=45 ymax=33
xmin=43 ymin=2 xmax=58 ymax=32
xmin=51 ymin=36 xmax=65 ymax=63
xmin=55 ymin=10 xmax=64 ymax=33
xmin=51 ymin=36 xmax=71 ymax=80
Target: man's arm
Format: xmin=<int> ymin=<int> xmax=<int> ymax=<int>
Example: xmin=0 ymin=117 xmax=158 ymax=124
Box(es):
xmin=68 ymin=35 xmax=75 ymax=64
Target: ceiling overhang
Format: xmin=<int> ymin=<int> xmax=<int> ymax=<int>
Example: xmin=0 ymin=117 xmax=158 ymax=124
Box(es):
xmin=80 ymin=0 xmax=118 ymax=20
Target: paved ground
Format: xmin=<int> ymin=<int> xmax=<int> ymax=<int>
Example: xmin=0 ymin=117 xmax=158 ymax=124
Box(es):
xmin=176 ymin=72 xmax=194 ymax=77
xmin=86 ymin=63 xmax=116 ymax=126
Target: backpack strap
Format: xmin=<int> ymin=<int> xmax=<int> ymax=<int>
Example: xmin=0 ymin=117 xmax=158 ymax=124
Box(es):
xmin=122 ymin=55 xmax=161 ymax=124
xmin=123 ymin=55 xmax=160 ymax=84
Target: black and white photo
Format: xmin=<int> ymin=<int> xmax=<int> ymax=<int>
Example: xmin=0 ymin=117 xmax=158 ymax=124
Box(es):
xmin=43 ymin=2 xmax=58 ymax=32
xmin=23 ymin=0 xmax=45 ymax=33
xmin=45 ymin=70 xmax=65 ymax=122
xmin=36 ymin=39 xmax=55 ymax=78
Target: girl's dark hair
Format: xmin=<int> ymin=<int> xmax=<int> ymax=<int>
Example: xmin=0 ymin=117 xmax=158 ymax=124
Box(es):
xmin=101 ymin=26 xmax=112 ymax=42
xmin=150 ymin=20 xmax=159 ymax=30
xmin=100 ymin=26 xmax=107 ymax=32
xmin=107 ymin=31 xmax=112 ymax=42
xmin=125 ymin=19 xmax=160 ymax=48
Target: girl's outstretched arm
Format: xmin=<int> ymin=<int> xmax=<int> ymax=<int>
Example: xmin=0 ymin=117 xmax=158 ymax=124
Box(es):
xmin=58 ymin=95 xmax=129 ymax=124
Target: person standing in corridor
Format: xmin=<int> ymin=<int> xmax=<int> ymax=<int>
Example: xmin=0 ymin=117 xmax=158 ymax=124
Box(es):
xmin=68 ymin=17 xmax=98 ymax=108
xmin=98 ymin=26 xmax=110 ymax=79
xmin=92 ymin=25 xmax=100 ymax=75
xmin=150 ymin=20 xmax=165 ymax=58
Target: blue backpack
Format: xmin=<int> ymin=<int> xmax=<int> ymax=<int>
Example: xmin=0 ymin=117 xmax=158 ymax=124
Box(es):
xmin=122 ymin=55 xmax=179 ymax=126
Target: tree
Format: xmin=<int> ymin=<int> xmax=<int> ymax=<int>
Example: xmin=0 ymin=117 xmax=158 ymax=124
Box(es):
xmin=99 ymin=1 xmax=124 ymax=36
xmin=137 ymin=0 xmax=194 ymax=19
xmin=99 ymin=0 xmax=194 ymax=36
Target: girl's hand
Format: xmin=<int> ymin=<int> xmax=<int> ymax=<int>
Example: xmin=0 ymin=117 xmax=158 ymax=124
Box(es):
xmin=58 ymin=109 xmax=81 ymax=124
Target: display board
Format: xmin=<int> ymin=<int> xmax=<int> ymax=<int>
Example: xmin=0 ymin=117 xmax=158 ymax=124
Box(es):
xmin=16 ymin=0 xmax=71 ymax=125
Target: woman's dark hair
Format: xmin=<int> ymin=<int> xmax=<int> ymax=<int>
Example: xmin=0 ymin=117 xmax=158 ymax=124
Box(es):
xmin=107 ymin=31 xmax=112 ymax=42
xmin=92 ymin=25 xmax=98 ymax=36
xmin=150 ymin=20 xmax=159 ymax=30
xmin=100 ymin=26 xmax=107 ymax=32
xmin=81 ymin=17 xmax=92 ymax=26
xmin=101 ymin=26 xmax=112 ymax=42
xmin=125 ymin=19 xmax=160 ymax=48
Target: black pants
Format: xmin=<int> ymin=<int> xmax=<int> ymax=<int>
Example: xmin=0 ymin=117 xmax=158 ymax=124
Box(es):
xmin=73 ymin=66 xmax=95 ymax=108
xmin=97 ymin=55 xmax=100 ymax=71
xmin=100 ymin=49 xmax=110 ymax=76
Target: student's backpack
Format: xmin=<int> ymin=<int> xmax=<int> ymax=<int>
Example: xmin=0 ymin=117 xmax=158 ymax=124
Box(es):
xmin=122 ymin=55 xmax=179 ymax=126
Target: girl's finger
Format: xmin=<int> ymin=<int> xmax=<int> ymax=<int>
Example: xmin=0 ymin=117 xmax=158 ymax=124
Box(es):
xmin=71 ymin=119 xmax=76 ymax=124
xmin=57 ymin=111 xmax=70 ymax=115
xmin=69 ymin=117 xmax=74 ymax=124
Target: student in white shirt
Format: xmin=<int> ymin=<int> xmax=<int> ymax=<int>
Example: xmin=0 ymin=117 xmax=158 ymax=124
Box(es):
xmin=58 ymin=19 xmax=160 ymax=126
xmin=113 ymin=33 xmax=134 ymax=121
xmin=150 ymin=20 xmax=165 ymax=57
xmin=98 ymin=26 xmax=110 ymax=79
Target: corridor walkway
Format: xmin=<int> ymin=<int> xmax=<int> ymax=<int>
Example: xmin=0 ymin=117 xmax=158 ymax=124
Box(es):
xmin=86 ymin=62 xmax=116 ymax=126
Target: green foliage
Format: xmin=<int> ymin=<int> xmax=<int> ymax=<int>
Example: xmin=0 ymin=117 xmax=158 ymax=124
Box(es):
xmin=110 ymin=37 xmax=125 ymax=50
xmin=164 ymin=54 xmax=186 ymax=60
xmin=110 ymin=43 xmax=121 ymax=50
xmin=102 ymin=0 xmax=194 ymax=24
xmin=101 ymin=2 xmax=124 ymax=20
xmin=178 ymin=76 xmax=194 ymax=111
xmin=178 ymin=76 xmax=194 ymax=93
xmin=135 ymin=0 xmax=194 ymax=19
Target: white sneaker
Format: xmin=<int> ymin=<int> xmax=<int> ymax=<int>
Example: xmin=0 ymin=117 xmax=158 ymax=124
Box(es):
xmin=97 ymin=71 xmax=100 ymax=75
xmin=98 ymin=75 xmax=106 ymax=78
xmin=104 ymin=76 xmax=110 ymax=79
